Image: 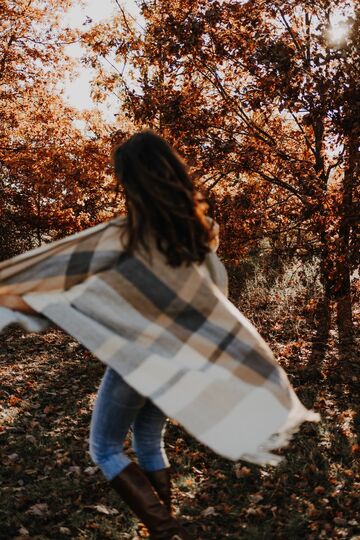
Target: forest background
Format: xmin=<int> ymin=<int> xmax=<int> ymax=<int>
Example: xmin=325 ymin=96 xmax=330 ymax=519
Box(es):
xmin=0 ymin=1 xmax=359 ymax=539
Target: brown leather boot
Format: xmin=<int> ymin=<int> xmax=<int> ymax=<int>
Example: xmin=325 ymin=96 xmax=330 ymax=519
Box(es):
xmin=110 ymin=462 xmax=192 ymax=540
xmin=145 ymin=468 xmax=172 ymax=513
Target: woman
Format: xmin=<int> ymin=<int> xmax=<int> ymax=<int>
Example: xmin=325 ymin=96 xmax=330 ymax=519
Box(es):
xmin=87 ymin=131 xmax=214 ymax=539
xmin=0 ymin=131 xmax=319 ymax=539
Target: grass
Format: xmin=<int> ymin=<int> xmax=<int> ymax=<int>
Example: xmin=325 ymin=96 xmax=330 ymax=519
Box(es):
xmin=0 ymin=258 xmax=359 ymax=539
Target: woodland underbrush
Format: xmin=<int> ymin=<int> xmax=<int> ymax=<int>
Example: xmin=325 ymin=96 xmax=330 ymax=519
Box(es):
xmin=0 ymin=256 xmax=359 ymax=540
xmin=228 ymin=254 xmax=359 ymax=362
xmin=227 ymin=255 xmax=323 ymax=340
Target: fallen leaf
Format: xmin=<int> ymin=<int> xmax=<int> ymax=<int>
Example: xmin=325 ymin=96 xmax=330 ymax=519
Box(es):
xmin=9 ymin=395 xmax=22 ymax=406
xmin=59 ymin=527 xmax=71 ymax=534
xmin=87 ymin=522 xmax=100 ymax=529
xmin=201 ymin=506 xmax=218 ymax=517
xmin=26 ymin=503 xmax=48 ymax=516
xmin=84 ymin=466 xmax=98 ymax=475
xmin=67 ymin=465 xmax=81 ymax=476
xmin=249 ymin=492 xmax=264 ymax=504
xmin=305 ymin=503 xmax=318 ymax=518
xmin=245 ymin=507 xmax=265 ymax=518
xmin=86 ymin=504 xmax=119 ymax=515
xmin=43 ymin=405 xmax=56 ymax=414
xmin=234 ymin=465 xmax=251 ymax=478
xmin=334 ymin=517 xmax=346 ymax=525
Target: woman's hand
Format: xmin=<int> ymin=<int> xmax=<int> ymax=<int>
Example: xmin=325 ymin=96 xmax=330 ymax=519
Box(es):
xmin=0 ymin=295 xmax=37 ymax=315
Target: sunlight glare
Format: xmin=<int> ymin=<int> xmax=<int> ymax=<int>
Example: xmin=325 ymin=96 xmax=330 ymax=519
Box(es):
xmin=328 ymin=20 xmax=350 ymax=44
xmin=327 ymin=8 xmax=353 ymax=46
xmin=63 ymin=0 xmax=141 ymax=114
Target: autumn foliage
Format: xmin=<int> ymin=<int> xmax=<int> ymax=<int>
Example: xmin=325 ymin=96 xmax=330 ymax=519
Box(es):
xmin=81 ymin=0 xmax=359 ymax=342
xmin=0 ymin=0 xmax=114 ymax=259
xmin=1 ymin=0 xmax=359 ymax=341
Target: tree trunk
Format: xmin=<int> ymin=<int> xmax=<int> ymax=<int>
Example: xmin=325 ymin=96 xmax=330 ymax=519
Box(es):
xmin=319 ymin=240 xmax=353 ymax=346
xmin=335 ymin=133 xmax=357 ymax=346
xmin=319 ymin=232 xmax=353 ymax=347
xmin=336 ymin=293 xmax=353 ymax=347
xmin=36 ymin=188 xmax=42 ymax=247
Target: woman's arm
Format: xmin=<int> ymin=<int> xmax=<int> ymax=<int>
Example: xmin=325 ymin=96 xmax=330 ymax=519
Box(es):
xmin=0 ymin=295 xmax=37 ymax=315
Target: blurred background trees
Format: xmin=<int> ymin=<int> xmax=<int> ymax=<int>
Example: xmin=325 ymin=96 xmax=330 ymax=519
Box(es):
xmin=0 ymin=0 xmax=113 ymax=259
xmin=1 ymin=0 xmax=358 ymax=346
xmin=82 ymin=0 xmax=359 ymax=344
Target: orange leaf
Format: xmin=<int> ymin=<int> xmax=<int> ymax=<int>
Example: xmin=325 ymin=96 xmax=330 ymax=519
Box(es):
xmin=9 ymin=396 xmax=22 ymax=406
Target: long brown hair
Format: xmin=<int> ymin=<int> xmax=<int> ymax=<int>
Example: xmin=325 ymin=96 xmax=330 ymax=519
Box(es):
xmin=113 ymin=130 xmax=213 ymax=267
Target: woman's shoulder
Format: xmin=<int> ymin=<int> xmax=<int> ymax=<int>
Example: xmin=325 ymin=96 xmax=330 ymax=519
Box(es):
xmin=205 ymin=216 xmax=220 ymax=252
xmin=109 ymin=215 xmax=128 ymax=227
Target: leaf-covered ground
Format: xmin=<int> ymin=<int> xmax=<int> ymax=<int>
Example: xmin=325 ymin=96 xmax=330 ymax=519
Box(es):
xmin=1 ymin=283 xmax=359 ymax=539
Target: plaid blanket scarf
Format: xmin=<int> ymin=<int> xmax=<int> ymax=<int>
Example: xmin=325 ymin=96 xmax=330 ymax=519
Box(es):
xmin=0 ymin=217 xmax=319 ymax=465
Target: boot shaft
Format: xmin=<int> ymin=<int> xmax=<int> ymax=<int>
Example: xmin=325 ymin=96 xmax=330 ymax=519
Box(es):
xmin=145 ymin=468 xmax=172 ymax=513
xmin=110 ymin=463 xmax=192 ymax=539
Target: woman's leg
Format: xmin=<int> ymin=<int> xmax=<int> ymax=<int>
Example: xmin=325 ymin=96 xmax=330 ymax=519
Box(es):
xmin=132 ymin=401 xmax=172 ymax=513
xmin=89 ymin=366 xmax=146 ymax=480
xmin=132 ymin=400 xmax=170 ymax=473
xmin=89 ymin=367 xmax=192 ymax=538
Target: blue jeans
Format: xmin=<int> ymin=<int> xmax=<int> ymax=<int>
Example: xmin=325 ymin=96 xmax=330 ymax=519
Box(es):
xmin=89 ymin=367 xmax=169 ymax=481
